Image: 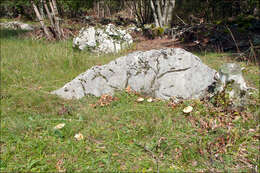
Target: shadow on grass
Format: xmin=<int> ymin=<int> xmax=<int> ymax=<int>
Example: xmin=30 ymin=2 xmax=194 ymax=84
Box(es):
xmin=0 ymin=29 xmax=29 ymax=39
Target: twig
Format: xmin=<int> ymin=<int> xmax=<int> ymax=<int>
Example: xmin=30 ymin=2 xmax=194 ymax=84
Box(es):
xmin=176 ymin=14 xmax=187 ymax=25
xmin=171 ymin=26 xmax=193 ymax=39
xmin=225 ymin=25 xmax=240 ymax=53
xmin=249 ymin=39 xmax=257 ymax=64
xmin=29 ymin=118 xmax=88 ymax=122
xmin=135 ymin=143 xmax=159 ymax=173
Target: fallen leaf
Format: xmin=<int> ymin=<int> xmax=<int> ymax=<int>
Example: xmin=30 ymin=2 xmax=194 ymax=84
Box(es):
xmin=233 ymin=116 xmax=240 ymax=121
xmin=58 ymin=106 xmax=69 ymax=115
xmin=112 ymin=153 xmax=119 ymax=156
xmin=168 ymin=101 xmax=178 ymax=109
xmin=90 ymin=94 xmax=118 ymax=108
xmin=74 ymin=133 xmax=84 ymax=140
xmin=125 ymin=85 xmax=132 ymax=94
xmin=183 ymin=106 xmax=193 ymax=113
xmin=56 ymin=159 xmax=66 ymax=172
xmin=192 ymin=160 xmax=198 ymax=166
xmin=54 ymin=123 xmax=65 ymax=130
xmin=248 ymin=129 xmax=255 ymax=132
xmin=125 ymin=85 xmax=139 ymax=95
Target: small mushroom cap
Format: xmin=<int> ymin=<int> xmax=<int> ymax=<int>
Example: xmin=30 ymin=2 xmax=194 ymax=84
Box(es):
xmin=137 ymin=97 xmax=144 ymax=102
xmin=183 ymin=106 xmax=193 ymax=113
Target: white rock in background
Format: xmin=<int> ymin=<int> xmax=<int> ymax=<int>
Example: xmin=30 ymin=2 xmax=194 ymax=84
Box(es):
xmin=73 ymin=24 xmax=133 ymax=53
xmin=73 ymin=27 xmax=96 ymax=50
xmin=52 ymin=48 xmax=217 ymax=101
xmin=0 ymin=21 xmax=34 ymax=31
xmin=19 ymin=23 xmax=34 ymax=31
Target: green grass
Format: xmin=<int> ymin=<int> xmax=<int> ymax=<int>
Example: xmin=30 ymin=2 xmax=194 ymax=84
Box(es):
xmin=1 ymin=29 xmax=259 ymax=172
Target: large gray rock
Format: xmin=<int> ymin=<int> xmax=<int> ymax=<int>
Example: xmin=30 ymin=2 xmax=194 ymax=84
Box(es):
xmin=73 ymin=24 xmax=133 ymax=53
xmin=52 ymin=48 xmax=218 ymax=101
xmin=0 ymin=21 xmax=34 ymax=31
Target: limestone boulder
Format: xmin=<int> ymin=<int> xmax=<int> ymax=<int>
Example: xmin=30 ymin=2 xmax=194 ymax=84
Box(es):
xmin=73 ymin=24 xmax=133 ymax=53
xmin=52 ymin=48 xmax=218 ymax=101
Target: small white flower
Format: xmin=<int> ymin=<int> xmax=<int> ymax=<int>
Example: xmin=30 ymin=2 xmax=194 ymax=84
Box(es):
xmin=54 ymin=123 xmax=65 ymax=130
xmin=183 ymin=106 xmax=193 ymax=113
xmin=74 ymin=133 xmax=84 ymax=141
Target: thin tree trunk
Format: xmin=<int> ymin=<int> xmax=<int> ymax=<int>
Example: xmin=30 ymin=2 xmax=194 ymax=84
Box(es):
xmin=133 ymin=0 xmax=142 ymax=24
xmin=126 ymin=0 xmax=134 ymax=18
xmin=162 ymin=0 xmax=169 ymax=22
xmin=150 ymin=0 xmax=159 ymax=27
xmin=97 ymin=1 xmax=100 ymax=18
xmin=40 ymin=0 xmax=45 ymax=18
xmin=166 ymin=0 xmax=175 ymax=26
xmin=156 ymin=0 xmax=163 ymax=26
xmin=106 ymin=3 xmax=111 ymax=17
xmin=50 ymin=0 xmax=63 ymax=39
xmin=31 ymin=0 xmax=51 ymax=39
xmin=43 ymin=0 xmax=54 ymax=29
xmin=150 ymin=0 xmax=175 ymax=27
xmin=139 ymin=0 xmax=146 ymax=24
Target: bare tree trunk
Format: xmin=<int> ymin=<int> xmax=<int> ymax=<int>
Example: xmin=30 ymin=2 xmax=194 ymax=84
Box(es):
xmin=126 ymin=0 xmax=134 ymax=18
xmin=133 ymin=0 xmax=142 ymax=24
xmin=162 ymin=0 xmax=169 ymax=24
xmin=31 ymin=0 xmax=51 ymax=39
xmin=150 ymin=0 xmax=159 ymax=27
xmin=50 ymin=0 xmax=63 ymax=39
xmin=150 ymin=0 xmax=175 ymax=27
xmin=166 ymin=0 xmax=175 ymax=26
xmin=43 ymin=0 xmax=55 ymax=29
xmin=106 ymin=3 xmax=111 ymax=17
xmin=40 ymin=0 xmax=45 ymax=18
xmin=97 ymin=1 xmax=100 ymax=18
xmin=139 ymin=0 xmax=145 ymax=24
xmin=156 ymin=0 xmax=163 ymax=26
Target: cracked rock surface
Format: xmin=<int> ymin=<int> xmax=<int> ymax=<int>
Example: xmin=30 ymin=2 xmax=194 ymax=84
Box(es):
xmin=52 ymin=48 xmax=217 ymax=100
